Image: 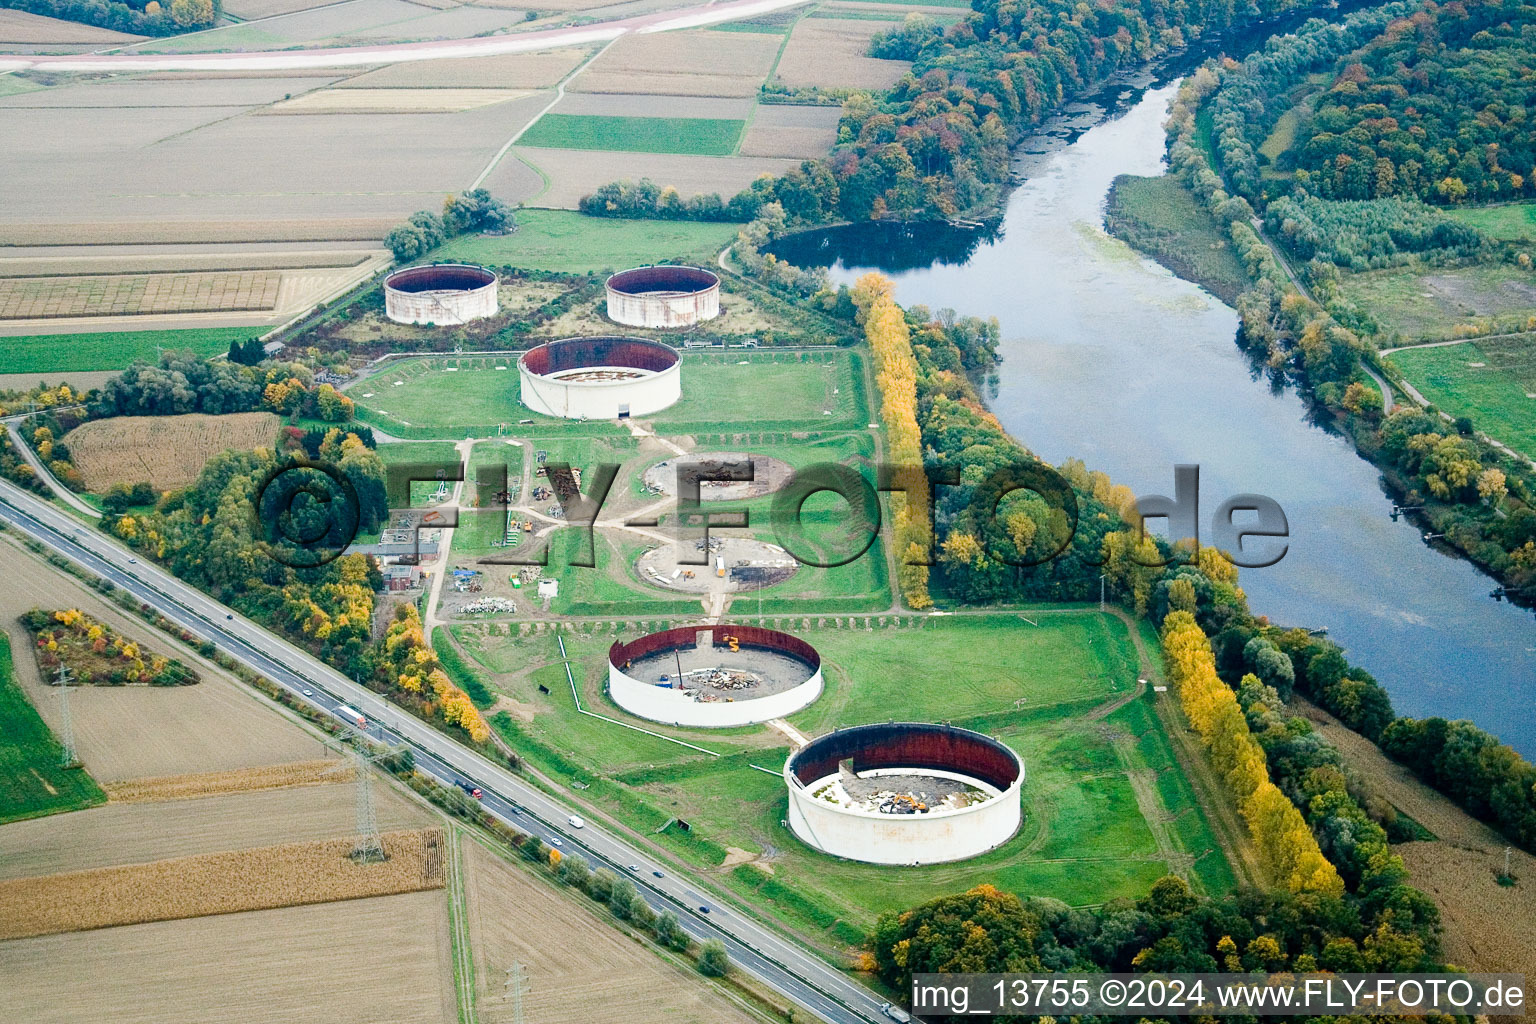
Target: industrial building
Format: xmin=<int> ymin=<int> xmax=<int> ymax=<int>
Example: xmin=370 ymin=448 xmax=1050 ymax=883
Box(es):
xmin=784 ymin=723 xmax=1023 ymax=864
xmin=518 ymin=336 xmax=681 ymax=420
xmin=608 ymin=625 xmax=823 ymax=727
xmin=383 ymin=263 xmax=498 ymax=325
xmin=605 ymin=266 xmax=720 ymax=328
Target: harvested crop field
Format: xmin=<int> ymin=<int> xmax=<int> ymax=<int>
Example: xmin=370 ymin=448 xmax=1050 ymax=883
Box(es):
xmin=738 ymin=103 xmax=842 ymax=158
xmin=0 ymin=249 xmax=375 ymax=278
xmin=0 ymin=8 xmax=144 ymax=43
xmin=461 ymin=840 xmax=760 ymax=1024
xmin=0 ymin=890 xmax=455 ymax=1024
xmin=0 ymin=219 xmax=398 ymax=247
xmin=0 ymin=271 xmax=282 ymax=319
xmin=503 ymin=149 xmax=798 ymax=208
xmin=570 ymin=29 xmax=781 ymax=96
xmin=102 ymin=758 xmax=349 ymax=803
xmin=64 ymin=411 xmax=279 ymax=492
xmin=0 ymin=827 xmax=445 ymax=939
xmin=0 ymin=775 xmax=429 ymax=880
xmin=266 ymin=86 xmax=533 ymax=113
xmin=334 ymin=47 xmax=590 ymax=88
xmin=774 ymin=18 xmax=911 ymax=89
xmin=222 ymin=0 xmax=359 ymax=18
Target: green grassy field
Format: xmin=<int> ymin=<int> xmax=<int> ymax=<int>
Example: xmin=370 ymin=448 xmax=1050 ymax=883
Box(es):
xmin=0 ymin=326 xmax=259 ymax=375
xmin=0 ymin=634 xmax=107 ymax=825
xmin=432 ymin=209 xmax=742 ymax=274
xmin=350 ymin=352 xmax=865 ymax=438
xmin=449 ymin=613 xmax=1231 ymax=944
xmin=1445 ymin=201 xmax=1536 ymax=242
xmin=518 ymin=114 xmax=746 ymax=156
xmin=1390 ymin=337 xmax=1536 ymax=456
xmin=1336 ymin=263 xmax=1536 ymax=340
xmin=653 ymin=350 xmax=867 ymax=431
xmin=1103 ymin=175 xmax=1252 ymax=305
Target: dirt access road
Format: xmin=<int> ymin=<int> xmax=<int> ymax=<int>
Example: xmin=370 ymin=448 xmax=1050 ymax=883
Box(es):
xmin=0 ymin=0 xmax=810 ymax=73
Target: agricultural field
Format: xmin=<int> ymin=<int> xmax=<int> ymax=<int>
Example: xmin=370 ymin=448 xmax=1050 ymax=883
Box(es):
xmin=333 ymin=47 xmax=590 ymax=88
xmin=1335 ymin=263 xmax=1536 ymax=340
xmin=101 ymin=759 xmax=347 ymax=802
xmin=773 ymin=18 xmax=911 ymax=90
xmin=569 ymin=28 xmax=783 ymax=96
xmin=738 ymin=104 xmax=842 ymax=160
xmin=1389 ymin=337 xmax=1536 ymax=457
xmin=0 ymin=890 xmax=457 ymax=1024
xmin=128 ymin=0 xmax=534 ymax=53
xmin=267 ymin=86 xmax=533 ymax=113
xmin=0 ymin=270 xmax=283 ymax=319
xmin=518 ymin=113 xmax=746 ymax=156
xmin=433 ymin=208 xmax=742 ymax=272
xmin=1445 ymin=201 xmax=1536 ymax=242
xmin=0 ymin=634 xmax=106 ymax=826
xmin=453 ymin=613 xmax=1232 ymax=944
xmin=503 ymin=148 xmax=799 ymax=209
xmin=460 ymin=838 xmax=762 ymax=1024
xmin=64 ymin=411 xmax=280 ymax=492
xmin=0 ymin=8 xmax=143 ymax=44
xmin=0 ymin=327 xmax=258 ymax=375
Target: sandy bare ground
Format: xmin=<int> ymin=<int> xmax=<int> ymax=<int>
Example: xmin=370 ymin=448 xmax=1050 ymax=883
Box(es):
xmin=0 ymin=8 xmax=144 ymax=43
xmin=461 ymin=838 xmax=761 ymax=1024
xmin=739 ymin=103 xmax=840 ymax=158
xmin=1303 ymin=704 xmax=1536 ymax=984
xmin=266 ymin=85 xmax=533 ymax=112
xmin=773 ymin=17 xmax=909 ymax=89
xmin=0 ymin=542 xmax=324 ymax=781
xmin=334 ymin=45 xmax=588 ymax=86
xmin=569 ymin=28 xmax=781 ymax=96
xmin=504 ymin=148 xmax=798 ymax=207
xmin=0 ymin=889 xmax=456 ymax=1024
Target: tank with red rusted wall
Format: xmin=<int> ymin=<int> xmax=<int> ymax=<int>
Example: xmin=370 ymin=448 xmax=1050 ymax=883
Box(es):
xmin=384 ymin=263 xmax=498 ymax=325
xmin=604 ymin=265 xmax=720 ymax=328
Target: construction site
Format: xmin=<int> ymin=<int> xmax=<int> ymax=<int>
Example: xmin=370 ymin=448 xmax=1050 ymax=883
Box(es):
xmin=636 ymin=537 xmax=798 ymax=595
xmin=607 ymin=624 xmax=823 ymax=727
xmin=641 ymin=452 xmax=793 ymax=501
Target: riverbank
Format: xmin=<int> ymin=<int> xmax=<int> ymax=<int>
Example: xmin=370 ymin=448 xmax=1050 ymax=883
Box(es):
xmin=1103 ymin=174 xmax=1250 ymax=306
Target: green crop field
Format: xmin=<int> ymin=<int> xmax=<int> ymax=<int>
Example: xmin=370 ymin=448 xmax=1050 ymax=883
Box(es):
xmin=448 ymin=613 xmax=1230 ymax=944
xmin=0 ymin=326 xmax=259 ymax=375
xmin=1390 ymin=336 xmax=1536 ymax=456
xmin=0 ymin=633 xmax=107 ymax=825
xmin=518 ymin=114 xmax=746 ymax=156
xmin=1445 ymin=201 xmax=1536 ymax=242
xmin=432 ymin=210 xmax=742 ymax=274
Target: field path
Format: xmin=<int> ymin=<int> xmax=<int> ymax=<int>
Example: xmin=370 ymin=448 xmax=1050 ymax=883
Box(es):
xmin=2 ymin=415 xmax=100 ymax=520
xmin=0 ymin=0 xmax=811 ymax=73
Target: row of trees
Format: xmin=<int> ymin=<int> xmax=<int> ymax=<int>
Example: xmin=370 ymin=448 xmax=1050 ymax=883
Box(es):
xmin=95 ymin=351 xmax=355 ymax=423
xmin=1265 ymin=192 xmax=1488 ymax=271
xmin=380 ymin=606 xmax=491 ymax=744
xmin=851 ymin=273 xmax=931 ymax=608
xmin=1285 ymin=0 xmax=1536 ymax=204
xmin=1163 ymin=610 xmax=1344 ymax=896
xmin=384 ymin=189 xmax=512 ymax=262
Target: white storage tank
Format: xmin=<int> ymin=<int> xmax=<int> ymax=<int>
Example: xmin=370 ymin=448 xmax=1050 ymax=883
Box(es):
xmin=605 ymin=266 xmax=720 ymax=328
xmin=383 ymin=263 xmax=498 ymax=325
xmin=518 ymin=336 xmax=681 ymax=420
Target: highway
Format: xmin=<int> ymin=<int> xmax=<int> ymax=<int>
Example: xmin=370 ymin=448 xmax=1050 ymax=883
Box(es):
xmin=0 ymin=477 xmax=896 ymax=1024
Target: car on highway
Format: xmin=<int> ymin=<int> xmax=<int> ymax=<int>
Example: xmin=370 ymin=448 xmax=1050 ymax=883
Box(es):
xmin=549 ymin=837 xmax=563 ymax=847
xmin=628 ymin=864 xmax=639 ymax=872
xmin=301 ymin=688 xmax=313 ymax=696
xmin=653 ymin=870 xmax=664 ymax=878
xmin=127 ymin=557 xmax=137 ymax=563
xmin=226 ymin=613 xmax=233 ymax=620
xmin=699 ymin=906 xmax=710 ymax=914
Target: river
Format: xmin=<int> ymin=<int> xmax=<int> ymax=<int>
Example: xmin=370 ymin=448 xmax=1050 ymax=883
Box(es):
xmin=772 ymin=77 xmax=1536 ymax=756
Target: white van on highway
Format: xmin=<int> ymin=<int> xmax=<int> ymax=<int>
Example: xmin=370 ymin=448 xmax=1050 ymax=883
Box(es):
xmin=567 ymin=815 xmax=585 ymax=829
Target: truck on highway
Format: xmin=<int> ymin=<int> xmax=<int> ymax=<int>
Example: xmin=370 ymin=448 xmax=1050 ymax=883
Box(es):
xmin=880 ymin=1003 xmax=911 ymax=1023
xmin=333 ymin=704 xmax=365 ymax=728
xmin=456 ymin=780 xmax=483 ymax=799
xmin=568 ymin=815 xmax=585 ymax=829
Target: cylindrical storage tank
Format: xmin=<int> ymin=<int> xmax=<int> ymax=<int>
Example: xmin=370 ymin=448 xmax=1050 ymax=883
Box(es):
xmin=784 ymin=723 xmax=1023 ymax=865
xmin=605 ymin=266 xmax=720 ymax=328
xmin=519 ymin=336 xmax=680 ymax=420
xmin=384 ymin=264 xmax=498 ymax=325
xmin=608 ymin=625 xmax=822 ymax=727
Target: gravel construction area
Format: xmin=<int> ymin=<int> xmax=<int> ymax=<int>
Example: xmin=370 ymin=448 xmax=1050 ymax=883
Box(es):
xmin=637 ymin=536 xmax=798 ymax=593
xmin=641 ymin=451 xmax=793 ymax=500
xmin=624 ymin=642 xmax=814 ymax=698
xmin=773 ymin=17 xmax=911 ymax=89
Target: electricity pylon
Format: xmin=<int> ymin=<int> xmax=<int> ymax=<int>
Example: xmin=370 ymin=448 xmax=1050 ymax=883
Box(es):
xmin=54 ymin=664 xmax=79 ymax=769
xmin=503 ymin=963 xmax=531 ymax=1024
xmin=323 ymin=731 xmax=402 ymax=863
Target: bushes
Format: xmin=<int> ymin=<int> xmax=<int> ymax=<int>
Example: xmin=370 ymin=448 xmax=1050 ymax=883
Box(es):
xmin=2 ymin=0 xmax=208 ymax=35
xmin=1266 ymin=193 xmax=1488 ymax=270
xmin=386 ymin=189 xmax=513 ymax=262
xmin=1381 ymin=716 xmax=1536 ymax=849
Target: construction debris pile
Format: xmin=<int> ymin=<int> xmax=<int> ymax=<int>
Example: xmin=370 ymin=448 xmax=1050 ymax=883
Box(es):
xmin=451 ymin=567 xmax=483 ymax=592
xmin=459 ymin=596 xmax=516 ymax=615
xmin=811 ymin=764 xmax=991 ymax=815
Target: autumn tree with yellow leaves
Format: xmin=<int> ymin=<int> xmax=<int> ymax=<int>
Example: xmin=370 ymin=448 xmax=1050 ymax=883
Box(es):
xmin=382 ymin=605 xmax=491 ymax=744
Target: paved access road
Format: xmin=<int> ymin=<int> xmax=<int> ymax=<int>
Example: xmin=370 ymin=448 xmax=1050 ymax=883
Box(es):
xmin=0 ymin=477 xmax=897 ymax=1024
